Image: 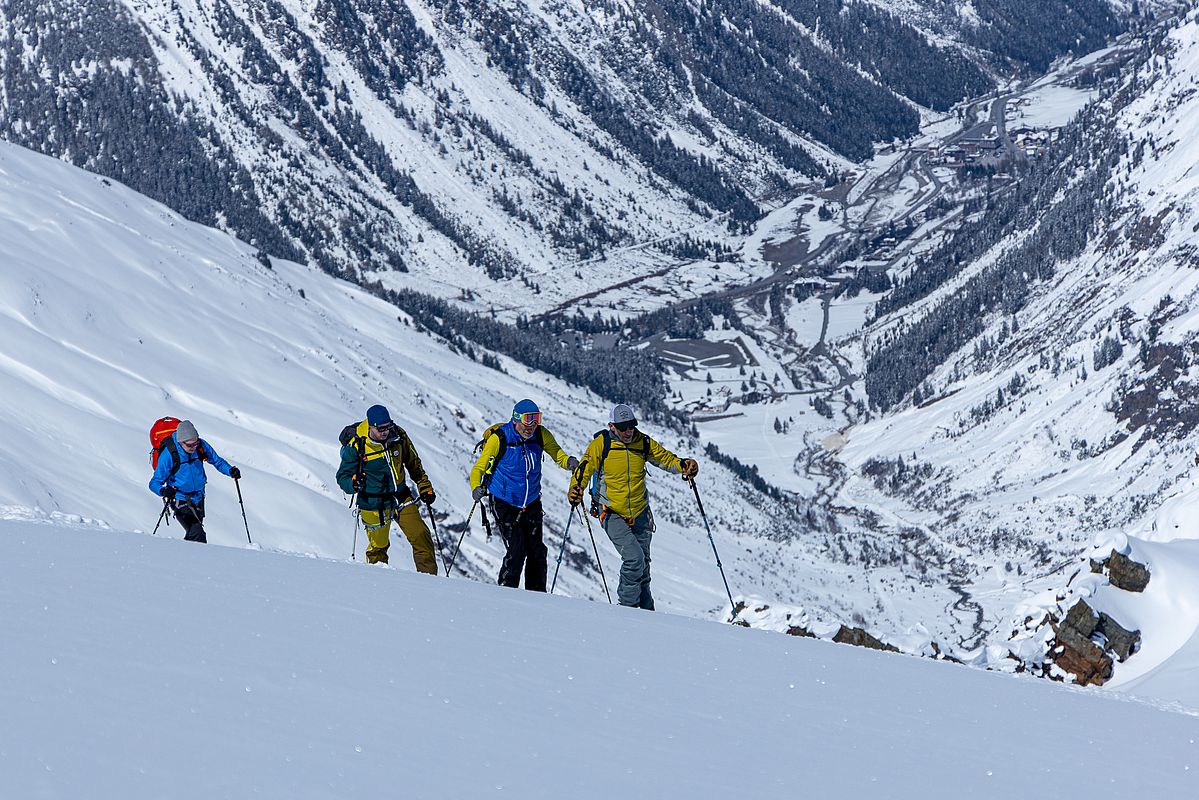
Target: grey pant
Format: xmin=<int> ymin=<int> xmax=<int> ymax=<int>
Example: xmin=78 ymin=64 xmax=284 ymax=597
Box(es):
xmin=603 ymin=508 xmax=654 ymax=610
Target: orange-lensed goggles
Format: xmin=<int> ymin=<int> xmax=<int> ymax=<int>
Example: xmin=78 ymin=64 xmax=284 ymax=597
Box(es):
xmin=514 ymin=411 xmax=542 ymax=427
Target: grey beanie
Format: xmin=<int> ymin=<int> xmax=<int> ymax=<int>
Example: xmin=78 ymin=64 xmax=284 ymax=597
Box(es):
xmin=609 ymin=404 xmax=637 ymax=425
xmin=176 ymin=420 xmax=199 ymax=442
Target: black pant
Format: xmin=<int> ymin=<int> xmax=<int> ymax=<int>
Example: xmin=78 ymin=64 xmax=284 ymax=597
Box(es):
xmin=174 ymin=498 xmax=207 ymax=543
xmin=493 ymin=497 xmax=547 ymax=591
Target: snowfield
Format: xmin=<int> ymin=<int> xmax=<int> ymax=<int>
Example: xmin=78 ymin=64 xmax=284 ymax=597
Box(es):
xmin=1 ymin=517 xmax=1197 ymax=799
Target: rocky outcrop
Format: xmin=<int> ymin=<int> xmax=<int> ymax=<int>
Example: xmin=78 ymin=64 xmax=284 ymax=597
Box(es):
xmin=1107 ymin=551 xmax=1151 ymax=592
xmin=1096 ymin=612 xmax=1141 ymax=662
xmin=833 ymin=625 xmax=900 ymax=653
xmin=1050 ymin=600 xmax=1113 ymax=686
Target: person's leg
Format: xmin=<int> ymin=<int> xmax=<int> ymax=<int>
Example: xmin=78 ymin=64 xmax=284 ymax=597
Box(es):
xmin=175 ymin=499 xmax=207 ymax=543
xmin=631 ymin=510 xmax=654 ymax=610
xmin=523 ymin=501 xmax=547 ymax=592
xmin=493 ymin=499 xmax=527 ymax=588
xmin=603 ymin=513 xmax=647 ymax=607
xmin=396 ymin=503 xmax=438 ymax=575
xmin=361 ymin=508 xmax=391 ymax=564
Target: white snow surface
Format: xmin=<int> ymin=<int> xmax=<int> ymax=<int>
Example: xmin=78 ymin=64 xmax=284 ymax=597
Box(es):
xmin=2 ymin=517 xmax=1197 ymax=799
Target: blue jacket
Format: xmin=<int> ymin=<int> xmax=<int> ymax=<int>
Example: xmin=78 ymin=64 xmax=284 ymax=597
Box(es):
xmin=483 ymin=421 xmax=572 ymax=509
xmin=148 ymin=433 xmax=233 ymax=503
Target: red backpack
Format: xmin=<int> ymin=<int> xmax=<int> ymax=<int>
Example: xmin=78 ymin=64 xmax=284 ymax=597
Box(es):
xmin=150 ymin=417 xmax=181 ymax=468
xmin=149 ymin=417 xmax=207 ymax=475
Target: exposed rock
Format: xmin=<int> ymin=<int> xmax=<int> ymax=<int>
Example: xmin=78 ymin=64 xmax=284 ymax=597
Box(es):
xmin=1048 ymin=600 xmax=1115 ymax=685
xmin=833 ymin=625 xmax=899 ymax=653
xmin=1107 ymin=551 xmax=1150 ymax=592
xmin=1096 ymin=613 xmax=1141 ymax=662
xmin=786 ymin=625 xmax=816 ymax=638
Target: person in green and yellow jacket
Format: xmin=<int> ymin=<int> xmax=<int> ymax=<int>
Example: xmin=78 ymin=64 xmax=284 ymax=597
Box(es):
xmin=337 ymin=404 xmax=438 ymax=572
xmin=568 ymin=404 xmax=698 ymax=610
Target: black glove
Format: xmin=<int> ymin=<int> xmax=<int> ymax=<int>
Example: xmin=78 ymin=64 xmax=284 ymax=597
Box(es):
xmin=472 ymin=485 xmax=488 ymax=502
xmin=567 ymin=456 xmax=580 ymax=471
xmin=229 ymin=466 xmax=241 ymax=480
xmin=160 ymin=485 xmax=177 ymax=501
xmin=421 ymin=490 xmax=436 ymax=507
xmin=351 ymin=475 xmax=365 ymax=494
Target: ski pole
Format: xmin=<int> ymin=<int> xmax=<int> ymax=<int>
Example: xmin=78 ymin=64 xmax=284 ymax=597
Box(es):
xmin=687 ymin=477 xmax=738 ymax=622
xmin=351 ymin=509 xmax=360 ymax=561
xmin=446 ymin=526 xmax=468 ymax=577
xmin=234 ymin=477 xmax=253 ymax=545
xmin=550 ymin=459 xmax=589 ymax=595
xmin=424 ymin=502 xmax=449 ymax=575
xmin=152 ymin=499 xmax=170 ymax=536
xmin=579 ymin=507 xmax=612 ymax=604
xmin=549 ymin=506 xmax=577 ymax=595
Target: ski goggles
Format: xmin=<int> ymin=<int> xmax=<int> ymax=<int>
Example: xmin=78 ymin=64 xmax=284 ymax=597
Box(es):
xmin=513 ymin=411 xmax=542 ymax=427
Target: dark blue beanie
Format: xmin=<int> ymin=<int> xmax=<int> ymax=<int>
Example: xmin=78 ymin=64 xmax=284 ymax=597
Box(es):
xmin=512 ymin=398 xmax=540 ymax=418
xmin=367 ymin=404 xmax=392 ymax=425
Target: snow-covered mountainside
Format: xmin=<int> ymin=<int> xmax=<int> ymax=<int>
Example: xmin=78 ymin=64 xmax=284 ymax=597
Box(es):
xmin=813 ymin=10 xmax=1199 ymax=686
xmin=1 ymin=135 xmax=953 ymax=634
xmin=0 ymin=0 xmax=1120 ymax=310
xmin=3 ymin=517 xmax=1195 ymax=799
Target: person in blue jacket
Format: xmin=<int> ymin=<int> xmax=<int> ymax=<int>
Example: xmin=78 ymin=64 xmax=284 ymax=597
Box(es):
xmin=468 ymin=399 xmax=579 ymax=590
xmin=149 ymin=420 xmax=240 ymax=543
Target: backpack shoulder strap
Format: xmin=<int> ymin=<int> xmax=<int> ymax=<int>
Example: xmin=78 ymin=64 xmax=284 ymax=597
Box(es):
xmin=594 ymin=429 xmax=612 ymax=466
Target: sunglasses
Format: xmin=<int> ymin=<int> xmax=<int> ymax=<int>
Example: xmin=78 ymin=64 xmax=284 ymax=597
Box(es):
xmin=612 ymin=420 xmax=636 ymax=432
xmin=180 ymin=438 xmax=201 ymax=449
xmin=514 ymin=412 xmax=542 ymax=427
xmin=371 ymin=422 xmax=395 ymax=434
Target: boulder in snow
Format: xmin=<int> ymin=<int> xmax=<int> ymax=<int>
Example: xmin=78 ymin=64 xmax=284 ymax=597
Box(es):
xmin=1106 ymin=551 xmax=1150 ymax=592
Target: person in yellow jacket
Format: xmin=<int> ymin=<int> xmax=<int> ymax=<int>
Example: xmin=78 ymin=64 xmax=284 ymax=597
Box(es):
xmin=469 ymin=399 xmax=578 ymax=591
xmin=336 ymin=404 xmax=438 ymax=572
xmin=568 ymin=404 xmax=698 ymax=610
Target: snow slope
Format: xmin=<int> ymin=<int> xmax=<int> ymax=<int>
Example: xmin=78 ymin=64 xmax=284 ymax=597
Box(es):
xmin=2 ymin=517 xmax=1196 ymax=799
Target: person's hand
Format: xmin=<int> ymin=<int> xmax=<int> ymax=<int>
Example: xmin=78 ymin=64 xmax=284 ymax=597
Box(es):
xmin=421 ymin=490 xmax=436 ymax=507
xmin=680 ymin=458 xmax=699 ymax=479
xmin=568 ymin=484 xmax=584 ymax=506
xmin=567 ymin=456 xmax=580 ymax=471
xmin=229 ymin=466 xmax=241 ymax=480
xmin=160 ymin=485 xmax=177 ymax=501
xmin=472 ymin=485 xmax=488 ymax=502
xmin=351 ymin=475 xmax=365 ymax=494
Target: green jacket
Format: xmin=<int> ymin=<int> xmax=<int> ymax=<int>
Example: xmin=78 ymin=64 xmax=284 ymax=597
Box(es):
xmin=336 ymin=420 xmax=434 ymax=511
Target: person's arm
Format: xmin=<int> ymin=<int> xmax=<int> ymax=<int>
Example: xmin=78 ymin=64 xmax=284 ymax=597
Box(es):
xmin=540 ymin=428 xmax=576 ymax=471
xmin=402 ymin=432 xmax=435 ymax=497
xmin=201 ymin=440 xmax=234 ymax=476
xmin=336 ymin=445 xmax=359 ymax=495
xmin=574 ymin=436 xmax=605 ymax=489
xmin=645 ymin=436 xmax=684 ymax=474
xmin=149 ymin=447 xmax=174 ymax=495
xmin=469 ymin=434 xmax=502 ymax=491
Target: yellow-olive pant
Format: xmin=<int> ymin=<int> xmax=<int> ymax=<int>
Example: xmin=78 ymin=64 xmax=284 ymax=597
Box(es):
xmin=360 ymin=504 xmax=438 ymax=574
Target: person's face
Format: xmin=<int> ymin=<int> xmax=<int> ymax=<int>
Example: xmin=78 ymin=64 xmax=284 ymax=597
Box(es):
xmin=610 ymin=422 xmax=636 ymax=443
xmin=369 ymin=422 xmax=395 ymax=442
xmin=513 ymin=412 xmax=541 ymax=439
xmin=180 ymin=438 xmax=200 ymax=452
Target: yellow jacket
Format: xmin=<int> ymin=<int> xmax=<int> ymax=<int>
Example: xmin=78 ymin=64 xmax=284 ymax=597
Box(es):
xmin=576 ymin=430 xmax=682 ymax=520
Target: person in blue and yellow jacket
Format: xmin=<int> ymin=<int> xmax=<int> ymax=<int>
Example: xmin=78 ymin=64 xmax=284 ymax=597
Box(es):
xmin=148 ymin=419 xmax=240 ymax=544
xmin=469 ymin=399 xmax=578 ymax=591
xmin=337 ymin=404 xmax=438 ymax=572
xmin=568 ymin=404 xmax=698 ymax=610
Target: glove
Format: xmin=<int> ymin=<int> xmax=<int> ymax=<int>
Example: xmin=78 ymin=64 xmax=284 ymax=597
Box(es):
xmin=567 ymin=456 xmax=580 ymax=471
xmin=229 ymin=466 xmax=241 ymax=480
xmin=351 ymin=475 xmax=365 ymax=494
xmin=680 ymin=458 xmax=699 ymax=479
xmin=421 ymin=490 xmax=436 ymax=507
xmin=567 ymin=484 xmax=584 ymax=506
xmin=160 ymin=485 xmax=177 ymax=501
xmin=472 ymin=485 xmax=488 ymax=502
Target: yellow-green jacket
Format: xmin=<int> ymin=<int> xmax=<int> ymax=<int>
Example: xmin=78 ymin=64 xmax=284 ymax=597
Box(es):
xmin=576 ymin=430 xmax=682 ymax=520
xmin=336 ymin=420 xmax=433 ymax=510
